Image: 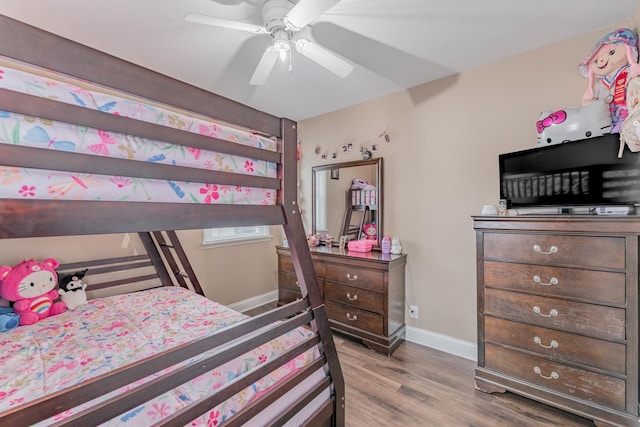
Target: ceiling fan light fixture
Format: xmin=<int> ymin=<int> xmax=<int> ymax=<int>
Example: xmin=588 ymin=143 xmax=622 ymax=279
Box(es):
xmin=272 ymin=29 xmax=291 ymax=61
xmin=273 ymin=30 xmax=291 ymax=61
xmin=274 ymin=41 xmax=289 ymax=60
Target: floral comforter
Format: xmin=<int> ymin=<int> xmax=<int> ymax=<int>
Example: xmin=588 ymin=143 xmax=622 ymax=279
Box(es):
xmin=0 ymin=61 xmax=278 ymax=205
xmin=0 ymin=287 xmax=319 ymax=426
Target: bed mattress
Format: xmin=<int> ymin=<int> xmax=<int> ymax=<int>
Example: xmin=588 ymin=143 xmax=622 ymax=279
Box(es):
xmin=0 ymin=61 xmax=278 ymax=206
xmin=0 ymin=287 xmax=321 ymax=425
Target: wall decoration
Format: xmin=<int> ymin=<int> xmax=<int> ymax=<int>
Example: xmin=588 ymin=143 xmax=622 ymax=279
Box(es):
xmin=313 ymin=129 xmax=391 ymax=161
xmin=360 ymin=145 xmax=373 ymax=160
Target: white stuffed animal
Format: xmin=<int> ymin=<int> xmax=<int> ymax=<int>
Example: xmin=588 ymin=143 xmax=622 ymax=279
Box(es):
xmin=57 ymin=269 xmax=89 ymax=310
xmin=390 ymin=237 xmax=403 ymax=255
xmin=536 ymin=100 xmax=611 ymax=146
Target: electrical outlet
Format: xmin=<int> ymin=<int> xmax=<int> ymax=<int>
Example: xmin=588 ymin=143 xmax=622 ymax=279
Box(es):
xmin=409 ymin=305 xmax=419 ymax=319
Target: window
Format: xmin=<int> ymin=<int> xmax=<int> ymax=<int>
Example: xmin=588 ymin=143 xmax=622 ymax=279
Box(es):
xmin=202 ymin=226 xmax=271 ymax=248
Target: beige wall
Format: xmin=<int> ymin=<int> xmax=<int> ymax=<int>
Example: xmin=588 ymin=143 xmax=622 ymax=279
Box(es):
xmin=298 ymin=17 xmax=639 ymax=343
xmin=174 ymin=229 xmax=280 ymax=305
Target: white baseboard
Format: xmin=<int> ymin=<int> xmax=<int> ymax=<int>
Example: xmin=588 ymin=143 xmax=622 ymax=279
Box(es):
xmin=406 ymin=325 xmax=477 ymax=362
xmin=228 ymin=290 xmax=278 ymax=313
xmin=229 ymin=294 xmax=478 ymax=362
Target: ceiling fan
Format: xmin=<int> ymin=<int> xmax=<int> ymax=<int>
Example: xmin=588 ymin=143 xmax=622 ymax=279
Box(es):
xmin=185 ymin=0 xmax=353 ymax=85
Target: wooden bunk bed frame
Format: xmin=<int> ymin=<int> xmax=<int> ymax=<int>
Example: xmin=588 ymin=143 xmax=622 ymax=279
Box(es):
xmin=0 ymin=14 xmax=345 ymax=427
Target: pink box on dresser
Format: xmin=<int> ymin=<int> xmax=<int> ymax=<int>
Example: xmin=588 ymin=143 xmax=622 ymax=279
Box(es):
xmin=347 ymin=240 xmax=374 ymax=252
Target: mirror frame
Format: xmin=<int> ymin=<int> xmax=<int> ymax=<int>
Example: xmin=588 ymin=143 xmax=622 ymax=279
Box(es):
xmin=311 ymin=158 xmax=383 ymax=248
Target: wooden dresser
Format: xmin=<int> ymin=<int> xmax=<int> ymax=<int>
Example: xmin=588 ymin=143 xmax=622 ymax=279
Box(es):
xmin=474 ymin=215 xmax=640 ymax=427
xmin=276 ymin=245 xmax=406 ymax=355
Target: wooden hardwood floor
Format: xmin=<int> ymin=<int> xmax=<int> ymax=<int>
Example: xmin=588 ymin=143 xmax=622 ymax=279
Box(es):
xmin=244 ymin=304 xmax=594 ymax=426
xmin=333 ymin=334 xmax=593 ymax=427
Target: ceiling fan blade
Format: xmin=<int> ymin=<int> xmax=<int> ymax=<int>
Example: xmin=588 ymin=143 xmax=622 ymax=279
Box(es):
xmin=250 ymin=46 xmax=279 ymax=85
xmin=295 ymin=39 xmax=353 ymax=78
xmin=284 ymin=0 xmax=341 ymax=31
xmin=185 ymin=13 xmax=267 ymax=34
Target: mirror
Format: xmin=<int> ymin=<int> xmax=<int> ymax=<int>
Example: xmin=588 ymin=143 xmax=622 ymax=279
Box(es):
xmin=312 ymin=158 xmax=383 ymax=248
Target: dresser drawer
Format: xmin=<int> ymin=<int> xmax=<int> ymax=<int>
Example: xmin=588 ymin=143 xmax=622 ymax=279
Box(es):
xmin=326 ymin=300 xmax=384 ymax=335
xmin=484 ymin=261 xmax=626 ymax=305
xmin=279 ymin=271 xmax=300 ymax=292
xmin=484 ymin=288 xmax=625 ymax=341
xmin=485 ymin=343 xmax=625 ymax=410
xmin=324 ymin=264 xmax=384 ymax=291
xmin=324 ymin=282 xmax=384 ymax=314
xmin=484 ymin=317 xmax=625 ymax=374
xmin=278 ymin=255 xmax=295 ymax=274
xmin=484 ymin=233 xmax=625 ymax=269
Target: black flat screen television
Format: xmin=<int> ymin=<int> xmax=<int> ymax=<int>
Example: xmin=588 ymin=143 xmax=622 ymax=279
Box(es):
xmin=499 ymin=133 xmax=640 ymax=209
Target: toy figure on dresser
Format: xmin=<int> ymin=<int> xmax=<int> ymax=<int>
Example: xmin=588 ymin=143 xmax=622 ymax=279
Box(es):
xmin=381 ymin=236 xmax=392 ymax=254
xmin=391 ymin=237 xmax=403 ymax=255
xmin=362 ymin=223 xmax=377 ymax=240
xmin=339 ymin=235 xmax=347 ymax=250
xmin=578 ymin=28 xmax=640 ymax=133
xmin=307 ymin=234 xmax=319 ymax=247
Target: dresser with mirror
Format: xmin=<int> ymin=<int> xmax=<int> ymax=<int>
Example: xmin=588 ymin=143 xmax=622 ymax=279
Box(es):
xmin=277 ymin=158 xmax=407 ymax=355
xmin=312 ymin=158 xmax=383 ymax=248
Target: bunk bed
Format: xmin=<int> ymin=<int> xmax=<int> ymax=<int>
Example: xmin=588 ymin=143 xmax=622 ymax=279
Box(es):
xmin=0 ymin=14 xmax=344 ymax=426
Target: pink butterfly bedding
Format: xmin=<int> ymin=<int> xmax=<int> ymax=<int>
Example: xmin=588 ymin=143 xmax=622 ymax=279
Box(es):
xmin=0 ymin=287 xmax=321 ymax=425
xmin=0 ymin=61 xmax=278 ymax=205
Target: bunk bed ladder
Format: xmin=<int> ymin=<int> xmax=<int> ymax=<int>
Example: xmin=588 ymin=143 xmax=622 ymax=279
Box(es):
xmin=341 ymin=189 xmax=375 ymax=241
xmin=139 ymin=231 xmax=205 ymax=295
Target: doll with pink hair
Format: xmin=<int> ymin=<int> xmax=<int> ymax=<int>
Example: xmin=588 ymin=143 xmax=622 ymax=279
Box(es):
xmin=579 ymin=28 xmax=640 ymax=133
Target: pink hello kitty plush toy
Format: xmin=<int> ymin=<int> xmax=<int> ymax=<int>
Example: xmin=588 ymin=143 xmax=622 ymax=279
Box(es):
xmin=0 ymin=258 xmax=66 ymax=326
xmin=362 ymin=223 xmax=377 ymax=241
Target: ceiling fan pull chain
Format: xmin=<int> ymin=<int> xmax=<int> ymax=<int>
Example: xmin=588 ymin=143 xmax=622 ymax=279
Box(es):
xmin=289 ymin=50 xmax=293 ymax=73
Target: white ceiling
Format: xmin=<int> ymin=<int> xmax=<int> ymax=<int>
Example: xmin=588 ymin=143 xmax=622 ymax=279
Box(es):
xmin=0 ymin=0 xmax=637 ymax=121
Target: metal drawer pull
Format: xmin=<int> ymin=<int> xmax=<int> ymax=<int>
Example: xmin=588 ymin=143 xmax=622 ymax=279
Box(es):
xmin=346 ymin=313 xmax=358 ymax=321
xmin=533 ymin=306 xmax=558 ymax=317
xmin=346 ymin=273 xmax=358 ymax=281
xmin=533 ymin=366 xmax=559 ymax=380
xmin=346 ymin=292 xmax=358 ymax=301
xmin=534 ymin=336 xmax=558 ymax=349
xmin=533 ymin=275 xmax=558 ymax=286
xmin=533 ymin=244 xmax=558 ymax=255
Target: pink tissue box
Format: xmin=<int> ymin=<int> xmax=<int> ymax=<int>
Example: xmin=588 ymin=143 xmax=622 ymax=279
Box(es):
xmin=348 ymin=240 xmax=374 ymax=252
